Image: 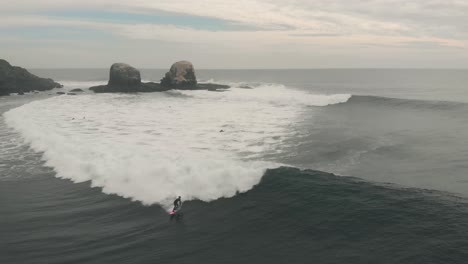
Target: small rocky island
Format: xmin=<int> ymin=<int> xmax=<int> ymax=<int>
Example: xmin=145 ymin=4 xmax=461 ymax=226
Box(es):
xmin=90 ymin=61 xmax=229 ymax=93
xmin=0 ymin=59 xmax=63 ymax=96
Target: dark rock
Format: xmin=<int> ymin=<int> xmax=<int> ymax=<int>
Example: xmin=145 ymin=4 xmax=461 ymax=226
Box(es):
xmin=108 ymin=63 xmax=141 ymax=90
xmin=69 ymin=88 xmax=84 ymax=92
xmin=89 ymin=82 xmax=171 ymax=93
xmin=90 ymin=81 xmax=230 ymax=93
xmin=160 ymin=61 xmax=197 ymax=89
xmin=239 ymin=85 xmax=252 ymax=89
xmin=18 ymin=92 xmax=24 ymax=95
xmin=56 ymin=92 xmax=66 ymax=95
xmin=0 ymin=59 xmax=62 ymax=96
xmin=209 ymin=89 xmax=229 ymax=92
xmin=89 ymin=85 xmax=114 ymax=93
xmin=89 ymin=62 xmax=230 ymax=94
xmin=90 ymin=63 xmax=144 ymax=93
xmin=198 ymin=83 xmax=230 ymax=91
xmin=140 ymin=82 xmax=171 ymax=92
xmin=67 ymin=93 xmax=77 ymax=95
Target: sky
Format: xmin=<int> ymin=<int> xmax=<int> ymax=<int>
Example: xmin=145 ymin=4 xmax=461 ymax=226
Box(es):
xmin=1 ymin=0 xmax=468 ymax=69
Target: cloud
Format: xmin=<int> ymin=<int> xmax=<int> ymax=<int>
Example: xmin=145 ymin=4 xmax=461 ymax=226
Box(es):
xmin=3 ymin=0 xmax=468 ymax=38
xmin=3 ymin=15 xmax=464 ymax=50
xmin=1 ymin=0 xmax=467 ymax=68
xmin=397 ymin=41 xmax=465 ymax=50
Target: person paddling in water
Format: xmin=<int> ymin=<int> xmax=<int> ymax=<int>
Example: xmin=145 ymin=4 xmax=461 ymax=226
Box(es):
xmin=173 ymin=196 xmax=182 ymax=212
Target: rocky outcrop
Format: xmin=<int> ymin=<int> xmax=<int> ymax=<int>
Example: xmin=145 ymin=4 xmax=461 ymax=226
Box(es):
xmin=198 ymin=83 xmax=230 ymax=91
xmin=90 ymin=63 xmax=141 ymax=93
xmin=69 ymin=88 xmax=84 ymax=93
xmin=108 ymin=63 xmax=141 ymax=89
xmin=90 ymin=63 xmax=169 ymax=93
xmin=160 ymin=61 xmax=197 ymax=89
xmin=0 ymin=59 xmax=62 ymax=96
xmin=90 ymin=61 xmax=229 ymax=93
xmin=90 ymin=82 xmax=169 ymax=93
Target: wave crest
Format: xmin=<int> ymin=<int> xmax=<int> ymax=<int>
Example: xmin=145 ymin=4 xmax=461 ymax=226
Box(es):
xmin=4 ymin=84 xmax=350 ymax=206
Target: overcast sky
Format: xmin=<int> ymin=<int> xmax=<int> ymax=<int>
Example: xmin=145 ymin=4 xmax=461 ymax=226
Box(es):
xmin=1 ymin=0 xmax=468 ymax=68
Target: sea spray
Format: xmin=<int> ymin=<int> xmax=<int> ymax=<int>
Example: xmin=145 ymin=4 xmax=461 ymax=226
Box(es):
xmin=4 ymin=83 xmax=350 ymax=206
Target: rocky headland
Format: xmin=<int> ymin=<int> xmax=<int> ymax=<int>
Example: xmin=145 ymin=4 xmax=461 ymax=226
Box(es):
xmin=0 ymin=59 xmax=63 ymax=96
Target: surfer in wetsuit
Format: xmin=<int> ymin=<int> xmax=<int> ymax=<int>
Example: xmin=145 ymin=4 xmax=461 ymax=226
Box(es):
xmin=173 ymin=196 xmax=182 ymax=211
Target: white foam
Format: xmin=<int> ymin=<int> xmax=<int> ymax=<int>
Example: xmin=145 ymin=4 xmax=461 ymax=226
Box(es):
xmin=4 ymin=84 xmax=350 ymax=207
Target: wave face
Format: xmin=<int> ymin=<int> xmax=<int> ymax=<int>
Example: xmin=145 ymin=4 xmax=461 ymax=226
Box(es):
xmin=4 ymin=166 xmax=468 ymax=264
xmin=3 ymin=84 xmax=350 ymax=206
xmin=227 ymin=167 xmax=468 ymax=264
xmin=273 ymin=92 xmax=468 ymax=196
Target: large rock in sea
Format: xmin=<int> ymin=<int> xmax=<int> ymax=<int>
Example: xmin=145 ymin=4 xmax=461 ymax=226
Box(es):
xmin=89 ymin=61 xmax=229 ymax=93
xmin=90 ymin=63 xmax=152 ymax=93
xmin=108 ymin=63 xmax=141 ymax=89
xmin=0 ymin=59 xmax=62 ymax=96
xmin=160 ymin=61 xmax=197 ymax=89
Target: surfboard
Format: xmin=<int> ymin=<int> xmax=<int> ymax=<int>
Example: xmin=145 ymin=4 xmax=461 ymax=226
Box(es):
xmin=169 ymin=203 xmax=183 ymax=215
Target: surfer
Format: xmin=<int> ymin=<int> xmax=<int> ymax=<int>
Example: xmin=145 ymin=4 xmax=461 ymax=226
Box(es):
xmin=173 ymin=196 xmax=182 ymax=211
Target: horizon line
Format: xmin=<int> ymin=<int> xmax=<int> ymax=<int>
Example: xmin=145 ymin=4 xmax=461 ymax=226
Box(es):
xmin=30 ymin=67 xmax=468 ymax=70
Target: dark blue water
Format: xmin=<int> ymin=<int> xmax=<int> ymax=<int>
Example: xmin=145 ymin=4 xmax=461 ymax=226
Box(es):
xmin=2 ymin=69 xmax=468 ymax=263
xmin=3 ymin=166 xmax=468 ymax=264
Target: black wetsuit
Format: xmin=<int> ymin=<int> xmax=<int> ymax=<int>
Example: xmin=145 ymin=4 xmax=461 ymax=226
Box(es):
xmin=173 ymin=198 xmax=182 ymax=211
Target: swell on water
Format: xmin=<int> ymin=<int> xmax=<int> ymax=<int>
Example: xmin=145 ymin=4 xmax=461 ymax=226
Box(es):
xmin=347 ymin=95 xmax=467 ymax=111
xmin=3 ymin=83 xmax=350 ymax=207
xmin=215 ymin=166 xmax=468 ymax=263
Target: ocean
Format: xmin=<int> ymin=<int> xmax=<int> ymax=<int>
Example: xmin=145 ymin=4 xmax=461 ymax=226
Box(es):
xmin=2 ymin=69 xmax=468 ymax=263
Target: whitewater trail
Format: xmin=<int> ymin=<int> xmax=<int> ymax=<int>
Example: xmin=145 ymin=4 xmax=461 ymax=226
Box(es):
xmin=3 ymin=83 xmax=350 ymax=207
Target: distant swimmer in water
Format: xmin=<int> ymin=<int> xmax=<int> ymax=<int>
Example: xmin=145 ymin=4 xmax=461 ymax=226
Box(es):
xmin=173 ymin=196 xmax=182 ymax=211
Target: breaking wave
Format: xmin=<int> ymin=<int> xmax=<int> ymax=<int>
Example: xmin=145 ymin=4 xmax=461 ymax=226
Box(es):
xmin=4 ymin=83 xmax=350 ymax=207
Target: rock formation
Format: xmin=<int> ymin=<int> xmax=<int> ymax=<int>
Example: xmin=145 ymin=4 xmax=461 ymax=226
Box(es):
xmin=90 ymin=61 xmax=229 ymax=93
xmin=108 ymin=63 xmax=141 ymax=89
xmin=69 ymin=88 xmax=84 ymax=92
xmin=90 ymin=63 xmax=143 ymax=93
xmin=0 ymin=59 xmax=62 ymax=96
xmin=90 ymin=63 xmax=170 ymax=93
xmin=160 ymin=61 xmax=197 ymax=89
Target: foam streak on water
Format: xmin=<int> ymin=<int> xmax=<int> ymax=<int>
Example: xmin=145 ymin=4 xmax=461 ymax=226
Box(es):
xmin=4 ymin=84 xmax=350 ymax=206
